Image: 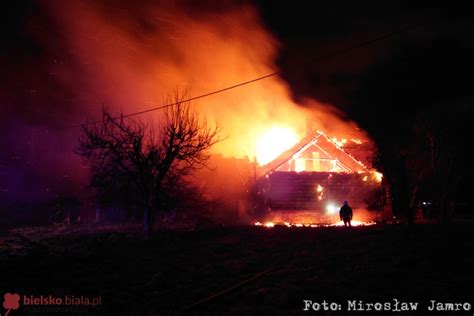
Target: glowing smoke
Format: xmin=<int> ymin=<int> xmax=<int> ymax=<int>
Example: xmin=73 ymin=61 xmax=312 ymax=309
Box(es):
xmin=1 ymin=0 xmax=373 ymax=219
xmin=40 ymin=0 xmax=368 ymax=159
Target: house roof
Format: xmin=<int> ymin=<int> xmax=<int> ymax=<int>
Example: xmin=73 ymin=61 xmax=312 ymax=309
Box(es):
xmin=259 ymin=131 xmax=367 ymax=176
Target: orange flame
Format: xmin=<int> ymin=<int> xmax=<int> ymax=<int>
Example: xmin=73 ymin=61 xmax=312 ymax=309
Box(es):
xmin=42 ymin=1 xmax=372 ymax=162
xmin=256 ymin=126 xmax=298 ymax=165
xmin=254 ymin=220 xmax=376 ymax=228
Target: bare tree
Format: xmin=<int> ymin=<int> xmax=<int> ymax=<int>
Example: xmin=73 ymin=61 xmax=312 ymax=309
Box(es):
xmin=76 ymin=91 xmax=220 ymax=233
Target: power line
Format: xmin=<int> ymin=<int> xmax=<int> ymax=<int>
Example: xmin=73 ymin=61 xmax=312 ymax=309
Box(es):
xmin=73 ymin=72 xmax=280 ymax=128
xmin=73 ymin=19 xmax=434 ymax=129
xmin=125 ymin=72 xmax=279 ymax=119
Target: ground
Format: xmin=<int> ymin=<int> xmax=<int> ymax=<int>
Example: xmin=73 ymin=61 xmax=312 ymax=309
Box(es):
xmin=1 ymin=223 xmax=473 ymax=315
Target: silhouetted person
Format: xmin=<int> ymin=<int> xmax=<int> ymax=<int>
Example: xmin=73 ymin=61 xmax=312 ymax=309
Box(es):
xmin=339 ymin=201 xmax=353 ymax=227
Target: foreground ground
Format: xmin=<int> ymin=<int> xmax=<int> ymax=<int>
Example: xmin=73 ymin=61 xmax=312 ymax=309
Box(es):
xmin=1 ymin=223 xmax=473 ymax=315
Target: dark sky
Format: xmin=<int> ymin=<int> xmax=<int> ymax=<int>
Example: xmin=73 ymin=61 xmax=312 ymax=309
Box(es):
xmin=256 ymin=1 xmax=474 ymax=104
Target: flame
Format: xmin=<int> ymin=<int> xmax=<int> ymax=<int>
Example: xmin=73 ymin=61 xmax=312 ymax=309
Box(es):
xmin=330 ymin=137 xmax=347 ymax=148
xmin=332 ymin=220 xmax=376 ymax=227
xmin=254 ymin=220 xmax=376 ymax=228
xmin=254 ymin=221 xmax=276 ymax=228
xmin=254 ymin=208 xmax=378 ymax=229
xmin=39 ymin=1 xmax=372 ymax=163
xmin=256 ymin=126 xmax=298 ymax=165
xmin=316 ymin=184 xmax=324 ymax=200
xmin=372 ymin=171 xmax=383 ymax=183
xmin=316 ymin=184 xmax=323 ymax=193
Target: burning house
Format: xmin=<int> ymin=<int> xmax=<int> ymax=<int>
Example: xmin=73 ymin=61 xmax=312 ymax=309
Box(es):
xmin=254 ymin=125 xmax=384 ymax=225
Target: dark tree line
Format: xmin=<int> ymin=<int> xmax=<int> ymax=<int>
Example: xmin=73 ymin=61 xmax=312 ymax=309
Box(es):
xmin=348 ymin=38 xmax=474 ymax=223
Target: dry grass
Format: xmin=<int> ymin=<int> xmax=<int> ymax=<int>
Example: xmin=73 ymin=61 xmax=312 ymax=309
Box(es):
xmin=1 ymin=223 xmax=473 ymax=315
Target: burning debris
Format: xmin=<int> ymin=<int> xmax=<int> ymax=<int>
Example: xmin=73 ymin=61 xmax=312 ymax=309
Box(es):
xmin=254 ymin=220 xmax=376 ymax=228
xmin=2 ymin=0 xmax=388 ymax=230
xmin=243 ymin=124 xmax=385 ymax=227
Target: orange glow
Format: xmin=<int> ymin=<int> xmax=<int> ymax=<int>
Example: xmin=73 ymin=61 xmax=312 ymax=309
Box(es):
xmin=256 ymin=126 xmax=298 ymax=165
xmin=294 ymin=158 xmax=306 ymax=172
xmin=332 ymin=220 xmax=376 ymax=227
xmin=254 ymin=220 xmax=376 ymax=228
xmin=330 ymin=137 xmax=347 ymax=148
xmin=254 ymin=209 xmax=378 ymax=229
xmin=43 ymin=1 xmax=373 ymax=163
xmin=315 ymin=184 xmax=324 ymax=200
xmin=372 ymin=171 xmax=383 ymax=183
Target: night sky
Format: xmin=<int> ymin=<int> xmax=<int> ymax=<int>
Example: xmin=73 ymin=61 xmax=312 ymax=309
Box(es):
xmin=2 ymin=1 xmax=473 ymax=126
xmin=3 ymin=1 xmax=472 ymax=122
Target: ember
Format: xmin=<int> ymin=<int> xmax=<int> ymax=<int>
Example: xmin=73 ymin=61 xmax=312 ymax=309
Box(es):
xmin=331 ymin=220 xmax=376 ymax=227
xmin=253 ymin=220 xmax=376 ymax=228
